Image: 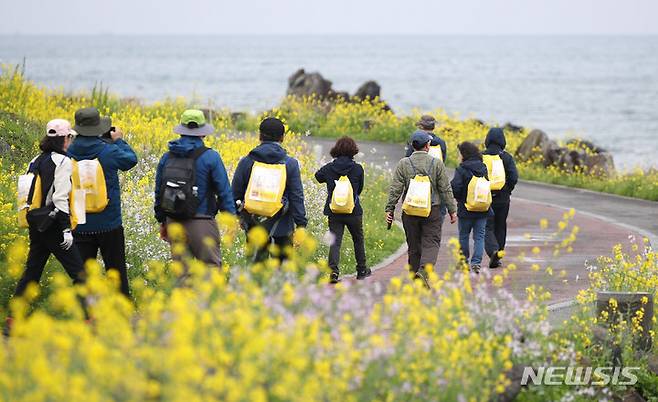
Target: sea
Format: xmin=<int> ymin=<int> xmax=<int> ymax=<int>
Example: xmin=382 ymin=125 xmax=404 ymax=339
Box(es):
xmin=1 ymin=35 xmax=657 ymax=170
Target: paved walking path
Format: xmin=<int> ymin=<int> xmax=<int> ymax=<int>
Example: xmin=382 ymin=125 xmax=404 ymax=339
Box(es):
xmin=303 ymin=136 xmax=658 ymax=310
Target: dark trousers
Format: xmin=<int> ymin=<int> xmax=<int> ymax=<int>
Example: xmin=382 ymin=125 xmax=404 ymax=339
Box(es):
xmin=485 ymin=202 xmax=510 ymax=257
xmin=401 ymin=205 xmax=444 ymax=273
xmin=75 ymin=226 xmax=130 ymax=297
xmin=328 ymin=215 xmax=367 ymax=275
xmin=253 ymin=234 xmax=293 ymax=264
xmin=15 ymin=226 xmax=85 ymax=297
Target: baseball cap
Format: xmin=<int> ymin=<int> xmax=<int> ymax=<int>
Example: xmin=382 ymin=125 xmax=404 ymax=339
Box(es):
xmin=410 ymin=130 xmax=432 ymax=149
xmin=46 ymin=119 xmax=73 ymax=137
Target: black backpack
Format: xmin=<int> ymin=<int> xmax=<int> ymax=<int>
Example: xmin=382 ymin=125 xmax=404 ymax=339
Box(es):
xmin=159 ymin=147 xmax=209 ymax=219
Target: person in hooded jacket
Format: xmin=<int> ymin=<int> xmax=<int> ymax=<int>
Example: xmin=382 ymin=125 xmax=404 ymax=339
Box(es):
xmin=68 ymin=107 xmax=137 ymax=297
xmin=482 ymin=127 xmax=518 ymax=268
xmin=451 ymin=142 xmax=493 ymax=273
xmin=232 ymin=117 xmax=308 ymax=263
xmin=154 ymin=109 xmax=236 ymax=269
xmin=315 ymin=136 xmax=370 ymax=283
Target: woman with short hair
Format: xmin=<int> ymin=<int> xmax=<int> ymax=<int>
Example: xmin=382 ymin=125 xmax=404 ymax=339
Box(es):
xmin=315 ymin=136 xmax=370 ymax=283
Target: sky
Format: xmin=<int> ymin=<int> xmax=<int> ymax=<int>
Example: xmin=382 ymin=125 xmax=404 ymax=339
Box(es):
xmin=1 ymin=0 xmax=657 ymax=35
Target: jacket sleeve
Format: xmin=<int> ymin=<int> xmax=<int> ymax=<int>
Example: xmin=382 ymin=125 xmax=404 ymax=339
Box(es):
xmin=210 ymin=152 xmax=237 ymax=215
xmin=287 ymin=159 xmax=308 ymax=228
xmin=356 ymin=164 xmax=365 ymax=195
xmin=107 ymin=139 xmax=138 ymax=171
xmin=450 ymin=168 xmax=465 ymax=203
xmin=314 ymin=165 xmax=327 ymax=183
xmin=385 ymin=161 xmax=406 ymax=213
xmin=504 ymin=153 xmax=519 ymax=192
xmin=52 ymin=156 xmax=73 ymax=229
xmin=231 ymin=157 xmax=250 ymax=205
xmin=154 ymin=154 xmax=167 ymax=223
xmin=440 ymin=140 xmax=447 ymax=163
xmin=436 ymin=163 xmax=457 ymax=214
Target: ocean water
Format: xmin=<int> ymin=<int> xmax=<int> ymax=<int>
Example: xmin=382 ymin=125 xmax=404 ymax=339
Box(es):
xmin=1 ymin=35 xmax=657 ymax=169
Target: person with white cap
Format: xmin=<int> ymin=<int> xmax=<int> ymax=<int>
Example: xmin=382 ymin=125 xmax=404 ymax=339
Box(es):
xmin=13 ymin=119 xmax=85 ymax=299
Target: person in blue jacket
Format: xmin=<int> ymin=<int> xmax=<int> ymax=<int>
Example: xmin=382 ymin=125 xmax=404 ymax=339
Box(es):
xmin=231 ymin=117 xmax=308 ymax=263
xmin=482 ymin=127 xmax=519 ymax=268
xmin=450 ymin=141 xmax=493 ymax=273
xmin=154 ymin=109 xmax=236 ymax=269
xmin=68 ymin=107 xmax=138 ymax=297
xmin=315 ymin=136 xmax=370 ymax=283
xmin=404 ymin=115 xmax=447 ymax=161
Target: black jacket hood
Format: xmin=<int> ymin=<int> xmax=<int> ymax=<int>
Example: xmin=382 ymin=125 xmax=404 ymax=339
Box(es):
xmin=485 ymin=127 xmax=506 ymax=151
xmin=329 ymin=156 xmax=357 ymax=176
xmin=460 ymin=157 xmax=489 ymax=177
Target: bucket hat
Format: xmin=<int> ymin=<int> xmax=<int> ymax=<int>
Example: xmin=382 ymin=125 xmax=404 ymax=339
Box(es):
xmin=73 ymin=107 xmax=112 ymax=137
xmin=173 ymin=109 xmax=215 ymax=136
xmin=416 ymin=115 xmax=437 ymax=130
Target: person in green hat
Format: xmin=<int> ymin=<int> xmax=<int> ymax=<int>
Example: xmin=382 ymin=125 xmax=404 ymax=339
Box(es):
xmin=154 ymin=109 xmax=236 ymax=271
xmin=68 ymin=107 xmax=138 ymax=297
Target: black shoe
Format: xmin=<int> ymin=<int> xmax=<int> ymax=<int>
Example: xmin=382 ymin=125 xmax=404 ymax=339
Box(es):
xmin=356 ymin=268 xmax=372 ymax=280
xmin=489 ymin=251 xmax=502 ymax=269
xmin=330 ymin=272 xmax=340 ymax=284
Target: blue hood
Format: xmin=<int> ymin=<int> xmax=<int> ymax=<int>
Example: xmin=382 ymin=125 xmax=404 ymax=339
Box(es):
xmin=167 ymin=135 xmax=204 ymax=156
xmin=485 ymin=127 xmax=506 ymax=151
xmin=248 ymin=142 xmax=288 ymax=164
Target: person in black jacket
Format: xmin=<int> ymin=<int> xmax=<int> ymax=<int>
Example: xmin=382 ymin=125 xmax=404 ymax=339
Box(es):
xmin=315 ymin=137 xmax=370 ymax=283
xmin=231 ymin=118 xmax=308 ymax=263
xmin=451 ymin=142 xmax=493 ymax=273
xmin=482 ymin=128 xmax=519 ymax=268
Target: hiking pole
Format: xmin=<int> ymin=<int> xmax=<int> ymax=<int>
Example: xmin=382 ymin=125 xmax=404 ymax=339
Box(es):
xmin=387 ymin=222 xmax=392 ymax=230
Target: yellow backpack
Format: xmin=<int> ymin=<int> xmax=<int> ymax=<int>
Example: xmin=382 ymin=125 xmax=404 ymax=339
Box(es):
xmin=71 ymin=157 xmax=108 ymax=213
xmin=483 ymin=154 xmax=506 ymax=191
xmin=244 ymin=160 xmax=287 ymax=217
xmin=330 ymin=176 xmax=355 ymax=214
xmin=428 ymin=145 xmax=443 ymax=162
xmin=402 ymin=159 xmax=433 ymax=218
xmin=17 ymin=157 xmax=84 ymax=230
xmin=465 ymin=175 xmax=492 ymax=212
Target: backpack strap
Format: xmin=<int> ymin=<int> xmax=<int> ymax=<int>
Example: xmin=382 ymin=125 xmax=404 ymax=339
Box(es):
xmin=408 ymin=158 xmax=418 ymax=176
xmin=26 ymin=153 xmax=48 ymax=207
xmin=190 ymin=146 xmax=209 ymax=160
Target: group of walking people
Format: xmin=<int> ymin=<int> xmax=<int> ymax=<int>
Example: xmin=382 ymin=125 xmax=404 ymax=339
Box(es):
xmin=386 ymin=115 xmax=518 ymax=280
xmin=13 ymin=108 xmax=517 ymax=308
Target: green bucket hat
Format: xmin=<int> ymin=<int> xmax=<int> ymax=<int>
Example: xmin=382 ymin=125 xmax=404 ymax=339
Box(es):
xmin=173 ymin=109 xmax=215 ymax=136
xmin=73 ymin=107 xmax=112 ymax=137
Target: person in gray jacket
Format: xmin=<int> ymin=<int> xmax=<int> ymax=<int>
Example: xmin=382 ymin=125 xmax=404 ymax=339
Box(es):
xmin=386 ymin=132 xmax=457 ymax=279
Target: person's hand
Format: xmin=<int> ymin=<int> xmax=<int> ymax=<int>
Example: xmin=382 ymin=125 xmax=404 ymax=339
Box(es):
xmin=60 ymin=229 xmax=74 ymax=250
xmin=385 ymin=212 xmax=394 ymax=225
xmin=159 ymin=223 xmax=168 ymax=242
xmin=110 ymin=127 xmax=124 ymax=142
xmin=449 ymin=212 xmax=457 ymax=224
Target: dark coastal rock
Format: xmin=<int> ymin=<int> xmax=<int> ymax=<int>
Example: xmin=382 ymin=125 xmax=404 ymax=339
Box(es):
xmin=648 ymin=354 xmax=658 ymax=376
xmin=287 ymin=69 xmax=334 ymax=99
xmin=516 ymin=129 xmax=550 ymax=161
xmin=585 ymin=152 xmax=615 ymax=176
xmin=468 ymin=118 xmax=486 ymax=127
xmin=567 ymin=138 xmax=607 ymax=154
xmin=354 ymin=80 xmax=381 ymax=100
xmin=503 ymin=122 xmax=524 ymax=132
xmin=541 ymin=140 xmax=563 ymax=167
xmin=330 ymin=90 xmax=350 ymax=102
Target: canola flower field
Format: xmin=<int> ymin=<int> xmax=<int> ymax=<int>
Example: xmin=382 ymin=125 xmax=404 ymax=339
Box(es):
xmin=0 ymin=68 xmax=657 ymax=401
